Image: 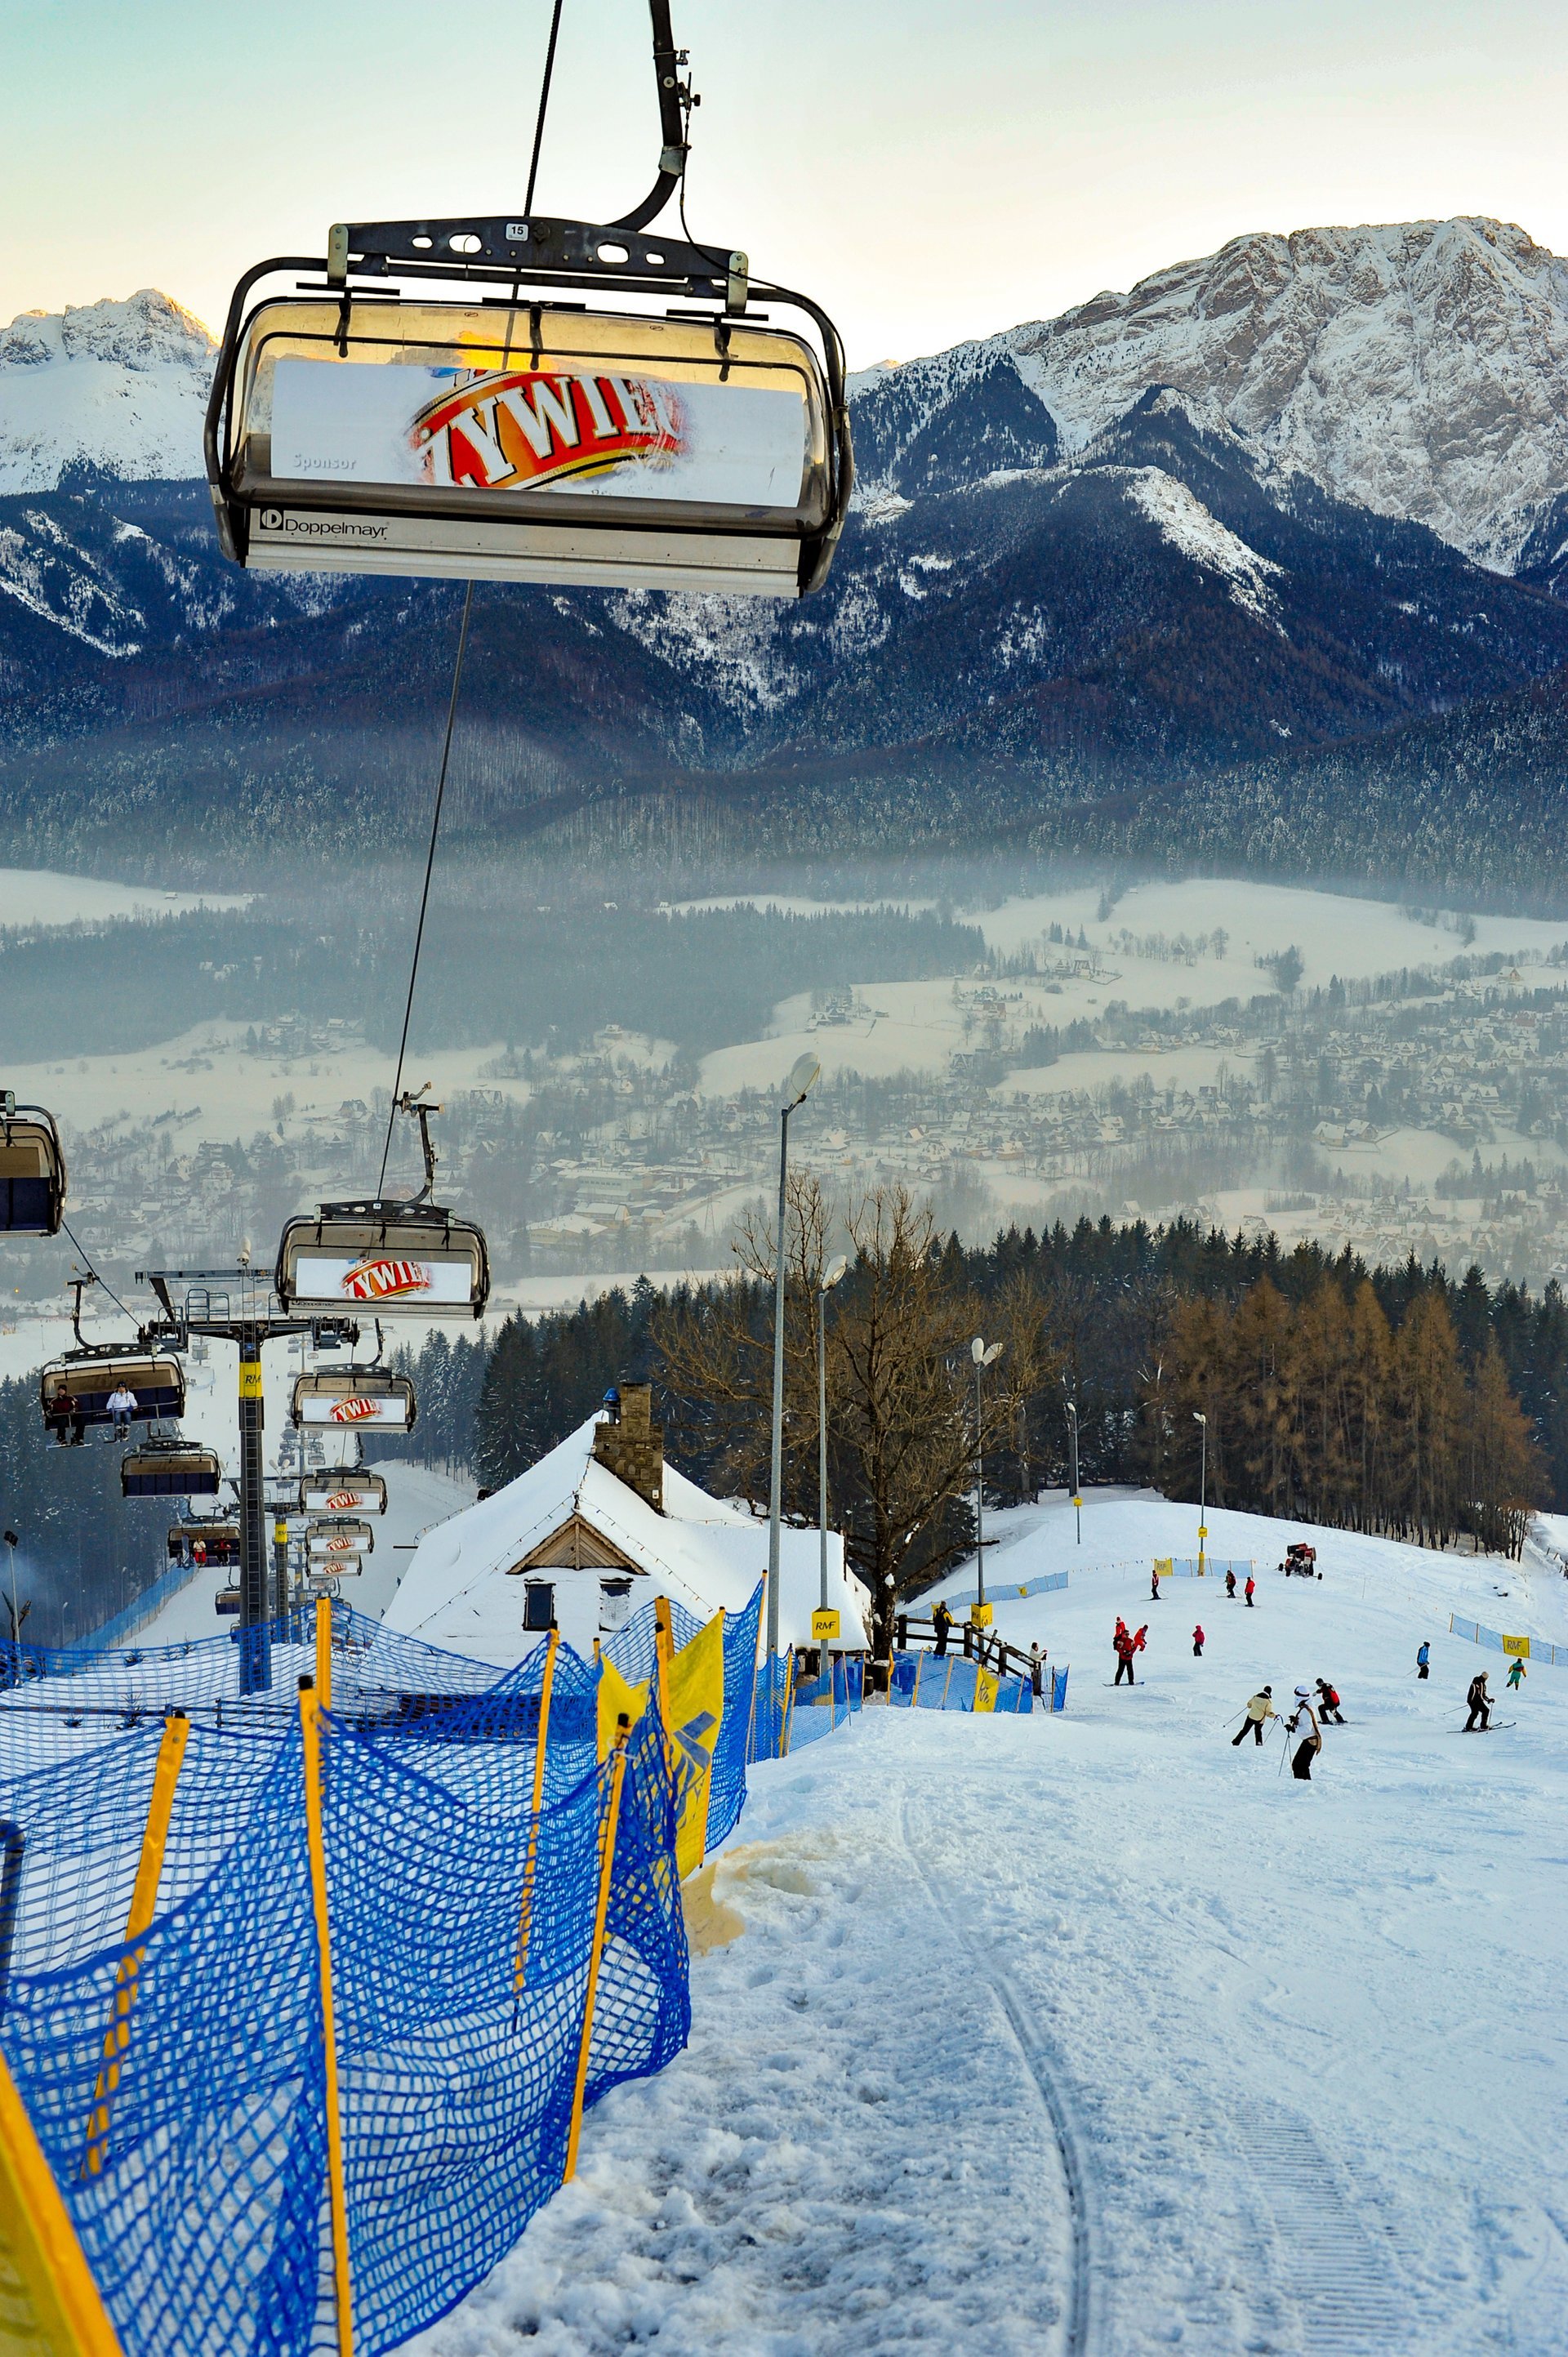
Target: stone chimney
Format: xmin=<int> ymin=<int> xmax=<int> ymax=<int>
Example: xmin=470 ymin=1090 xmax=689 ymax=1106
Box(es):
xmin=592 ymin=1382 xmax=664 ymax=1513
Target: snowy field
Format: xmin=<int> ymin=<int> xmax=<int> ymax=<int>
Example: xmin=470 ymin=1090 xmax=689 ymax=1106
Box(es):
xmin=413 ymin=1494 xmax=1568 ymax=2357
xmin=0 ymin=865 xmax=247 ymax=929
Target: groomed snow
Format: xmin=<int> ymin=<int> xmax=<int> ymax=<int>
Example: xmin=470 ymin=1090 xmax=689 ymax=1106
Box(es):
xmin=410 ymin=1493 xmax=1568 ymax=2355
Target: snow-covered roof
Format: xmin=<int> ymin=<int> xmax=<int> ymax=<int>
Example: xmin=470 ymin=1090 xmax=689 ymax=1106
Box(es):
xmin=383 ymin=1414 xmax=871 ymax=1665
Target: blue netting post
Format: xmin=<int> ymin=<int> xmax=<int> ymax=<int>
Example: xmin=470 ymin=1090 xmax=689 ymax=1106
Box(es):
xmin=566 ymin=1713 xmax=630 ymax=2183
xmin=82 ymin=1710 xmax=189 ymax=2179
xmin=299 ymin=1676 xmax=354 ymax=2355
xmin=512 ymin=1626 xmax=559 ymax=2007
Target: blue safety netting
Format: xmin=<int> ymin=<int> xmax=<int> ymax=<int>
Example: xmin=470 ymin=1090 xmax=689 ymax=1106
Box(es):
xmin=599 ymin=1584 xmax=760 ymax=1850
xmin=888 ymin=1651 xmax=1036 ymax=1713
xmin=781 ymin=1653 xmax=863 ymax=1750
xmin=0 ymin=1686 xmax=688 ymax=2357
xmin=601 ymin=1597 xmax=703 ymax=1686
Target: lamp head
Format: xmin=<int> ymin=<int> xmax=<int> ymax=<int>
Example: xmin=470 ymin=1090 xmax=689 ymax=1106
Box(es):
xmin=822 ymin=1254 xmax=849 ymax=1290
xmin=1193 ymin=1410 xmax=1207 ymax=1426
xmin=2 ymin=1532 xmax=15 ymax=1549
xmin=971 ymin=1335 xmax=987 ymax=1365
xmin=783 ymin=1053 xmax=821 ymax=1110
xmin=981 ymin=1341 xmax=1004 ymax=1368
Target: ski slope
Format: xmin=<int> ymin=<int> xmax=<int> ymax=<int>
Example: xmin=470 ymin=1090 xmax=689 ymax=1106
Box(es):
xmin=411 ymin=1494 xmax=1568 ymax=2356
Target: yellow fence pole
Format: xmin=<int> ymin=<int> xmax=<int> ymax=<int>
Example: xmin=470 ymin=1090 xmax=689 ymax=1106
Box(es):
xmin=299 ymin=1678 xmax=354 ymax=2357
xmin=564 ymin=1713 xmax=630 ymax=2183
xmin=314 ymin=1597 xmax=332 ymax=1712
xmin=512 ymin=1628 xmax=559 ymax=2000
xmin=653 ymin=1597 xmax=674 ymax=1760
xmin=2 ymin=2048 xmax=124 ymax=2355
xmin=81 ymin=1712 xmax=188 ymax=2179
xmin=911 ymin=1651 xmax=924 ymax=1709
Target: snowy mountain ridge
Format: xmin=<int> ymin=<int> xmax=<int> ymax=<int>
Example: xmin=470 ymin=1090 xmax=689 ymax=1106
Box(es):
xmin=853 ymin=216 xmax=1568 ymax=572
xmin=0 ymin=290 xmax=215 ymax=496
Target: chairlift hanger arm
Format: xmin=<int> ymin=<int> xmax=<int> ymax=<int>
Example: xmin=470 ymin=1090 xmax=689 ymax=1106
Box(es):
xmin=612 ymin=0 xmax=693 ymax=233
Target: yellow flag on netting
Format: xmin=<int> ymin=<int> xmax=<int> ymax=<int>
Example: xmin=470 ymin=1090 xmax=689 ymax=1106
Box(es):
xmin=1502 ymin=1634 xmax=1531 ymax=1658
xmin=597 ymin=1655 xmax=648 ymax=1759
xmin=973 ymin=1667 xmax=1000 ymax=1714
xmin=667 ymin=1610 xmax=726 ymax=1880
xmin=0 ymin=2047 xmax=124 ymax=2355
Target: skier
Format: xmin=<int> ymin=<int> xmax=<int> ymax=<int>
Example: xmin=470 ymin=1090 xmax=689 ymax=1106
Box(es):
xmin=932 ymin=1598 xmax=953 ymax=1659
xmin=1463 ymin=1671 xmax=1492 ymax=1731
xmin=1192 ymin=1624 xmax=1205 ymax=1657
xmin=1285 ymin=1685 xmax=1322 ymax=1780
xmin=1416 ymin=1640 xmax=1430 ymax=1681
xmin=106 ymin=1382 xmax=138 ymax=1439
xmin=1231 ymin=1686 xmax=1276 ymax=1746
xmin=1029 ymin=1640 xmax=1045 ymax=1697
xmin=1113 ymin=1622 xmax=1147 ymax=1686
xmin=1244 ymin=1574 xmax=1256 ymax=1608
xmin=1506 ymin=1655 xmax=1526 ymax=1694
xmin=1225 ymin=1568 xmax=1237 ymax=1600
xmin=1314 ymin=1678 xmax=1344 ymax=1725
xmin=1151 ymin=1566 xmax=1162 ymax=1602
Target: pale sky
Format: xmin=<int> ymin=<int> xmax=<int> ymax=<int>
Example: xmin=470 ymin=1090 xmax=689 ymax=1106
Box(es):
xmin=4 ymin=0 xmax=1567 ymax=368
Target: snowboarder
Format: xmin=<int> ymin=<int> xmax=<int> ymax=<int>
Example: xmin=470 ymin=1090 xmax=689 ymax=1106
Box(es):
xmin=106 ymin=1382 xmax=137 ymax=1439
xmin=1244 ymin=1574 xmax=1256 ymax=1608
xmin=1151 ymin=1567 xmax=1162 ymax=1601
xmin=1192 ymin=1624 xmax=1205 ymax=1657
xmin=1232 ymin=1686 xmax=1276 ymax=1746
xmin=1314 ymin=1678 xmax=1344 ymax=1725
xmin=1506 ymin=1655 xmax=1526 ymax=1693
xmin=1113 ymin=1622 xmax=1147 ymax=1686
xmin=1463 ymin=1671 xmax=1492 ymax=1731
xmin=1416 ymin=1640 xmax=1430 ymax=1680
xmin=932 ymin=1598 xmax=953 ymax=1658
xmin=1286 ymin=1685 xmax=1322 ymax=1780
xmin=1225 ymin=1568 xmax=1237 ymax=1600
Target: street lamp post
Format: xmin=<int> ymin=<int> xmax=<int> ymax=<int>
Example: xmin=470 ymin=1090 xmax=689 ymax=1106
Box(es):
xmin=817 ymin=1254 xmax=849 ymax=1675
xmin=1193 ymin=1410 xmax=1208 ymax=1578
xmin=1065 ymin=1395 xmax=1081 ymax=1545
xmin=766 ymin=1052 xmax=821 ymax=1664
xmin=970 ymin=1337 xmax=1004 ymax=1610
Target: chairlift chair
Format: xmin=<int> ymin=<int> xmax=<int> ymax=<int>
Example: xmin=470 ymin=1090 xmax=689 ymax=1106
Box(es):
xmin=306 ymin=1519 xmax=375 ymax=1560
xmin=168 ymin=1522 xmax=241 ymax=1567
xmin=291 ymin=1368 xmax=417 ymax=1433
xmin=300 ymin=1468 xmax=389 ymax=1517
xmin=203 ymin=2 xmax=850 ymax=597
xmin=40 ymin=1352 xmax=186 ymax=1434
xmin=216 ymin=1587 xmax=242 ymax=1616
xmin=276 ymin=1091 xmax=490 ymax=1319
xmin=0 ymin=1096 xmax=67 ymax=1235
xmin=122 ymin=1440 xmax=224 ymax=1498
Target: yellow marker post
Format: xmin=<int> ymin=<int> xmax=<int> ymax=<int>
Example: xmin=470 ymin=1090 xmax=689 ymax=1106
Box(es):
xmin=82 ymin=1713 xmax=189 ymax=2179
xmin=653 ymin=1597 xmax=675 ymax=1766
xmin=911 ymin=1651 xmax=924 ymax=1708
xmin=314 ymin=1596 xmax=333 ymax=1712
xmin=238 ymin=1361 xmax=264 ymax=1401
xmin=564 ymin=1715 xmax=630 ymax=2183
xmin=299 ymin=1679 xmax=354 ymax=2357
xmin=1 ymin=2047 xmax=124 ymax=2355
xmin=513 ymin=1628 xmax=559 ymax=1998
xmin=969 ymin=1602 xmax=993 ymax=1629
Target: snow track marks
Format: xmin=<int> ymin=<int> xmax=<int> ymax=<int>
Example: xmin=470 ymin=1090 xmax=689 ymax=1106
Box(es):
xmin=1241 ymin=2101 xmax=1417 ymax=2355
xmin=900 ymin=1797 xmax=1096 ymax=2357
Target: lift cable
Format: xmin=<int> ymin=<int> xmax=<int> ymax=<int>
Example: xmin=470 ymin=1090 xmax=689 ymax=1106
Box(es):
xmin=58 ymin=1218 xmax=138 ymax=1328
xmin=376 ymin=581 xmax=475 ymax=1198
xmin=524 ymin=0 xmax=568 ymax=216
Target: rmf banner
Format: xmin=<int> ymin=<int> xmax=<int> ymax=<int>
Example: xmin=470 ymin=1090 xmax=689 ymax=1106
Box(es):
xmin=973 ymin=1667 xmax=1000 ymax=1713
xmin=597 ymin=1656 xmax=648 ymax=1756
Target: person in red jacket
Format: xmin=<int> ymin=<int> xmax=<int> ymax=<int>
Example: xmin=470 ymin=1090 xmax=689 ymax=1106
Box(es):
xmin=1192 ymin=1624 xmax=1205 ymax=1657
xmin=1113 ymin=1621 xmax=1147 ymax=1685
xmin=1244 ymin=1574 xmax=1256 ymax=1607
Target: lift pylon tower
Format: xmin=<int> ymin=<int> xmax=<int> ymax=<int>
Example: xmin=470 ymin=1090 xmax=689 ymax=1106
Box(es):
xmin=138 ymin=1266 xmax=358 ymax=1695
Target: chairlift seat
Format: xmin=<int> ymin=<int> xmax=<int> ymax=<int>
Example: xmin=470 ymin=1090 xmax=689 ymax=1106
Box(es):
xmin=41 ymin=1354 xmax=186 ymax=1428
xmin=300 ymin=1468 xmax=389 ymax=1516
xmin=0 ymin=1107 xmax=67 ymax=1235
xmin=168 ymin=1523 xmax=241 ymax=1566
xmin=306 ymin=1519 xmax=375 ymax=1558
xmin=213 ymin=287 xmax=847 ymax=597
xmin=276 ymin=1202 xmax=490 ymax=1320
xmin=291 ymin=1369 xmax=417 ymax=1432
xmin=122 ymin=1441 xmax=223 ymax=1498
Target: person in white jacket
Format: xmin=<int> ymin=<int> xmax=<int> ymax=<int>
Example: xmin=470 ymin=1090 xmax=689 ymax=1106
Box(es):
xmin=1286 ymin=1684 xmax=1322 ymax=1780
xmin=105 ymin=1383 xmax=138 ymax=1437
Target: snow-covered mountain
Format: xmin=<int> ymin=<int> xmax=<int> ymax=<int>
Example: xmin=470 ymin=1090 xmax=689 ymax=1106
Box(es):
xmin=0 ymin=290 xmax=215 ymax=494
xmin=853 ymin=216 xmax=1568 ymax=572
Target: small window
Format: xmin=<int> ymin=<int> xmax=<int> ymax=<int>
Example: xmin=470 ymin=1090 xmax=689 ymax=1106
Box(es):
xmin=599 ymin=1576 xmax=633 ymax=1633
xmin=523 ymin=1580 xmax=555 ymax=1631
